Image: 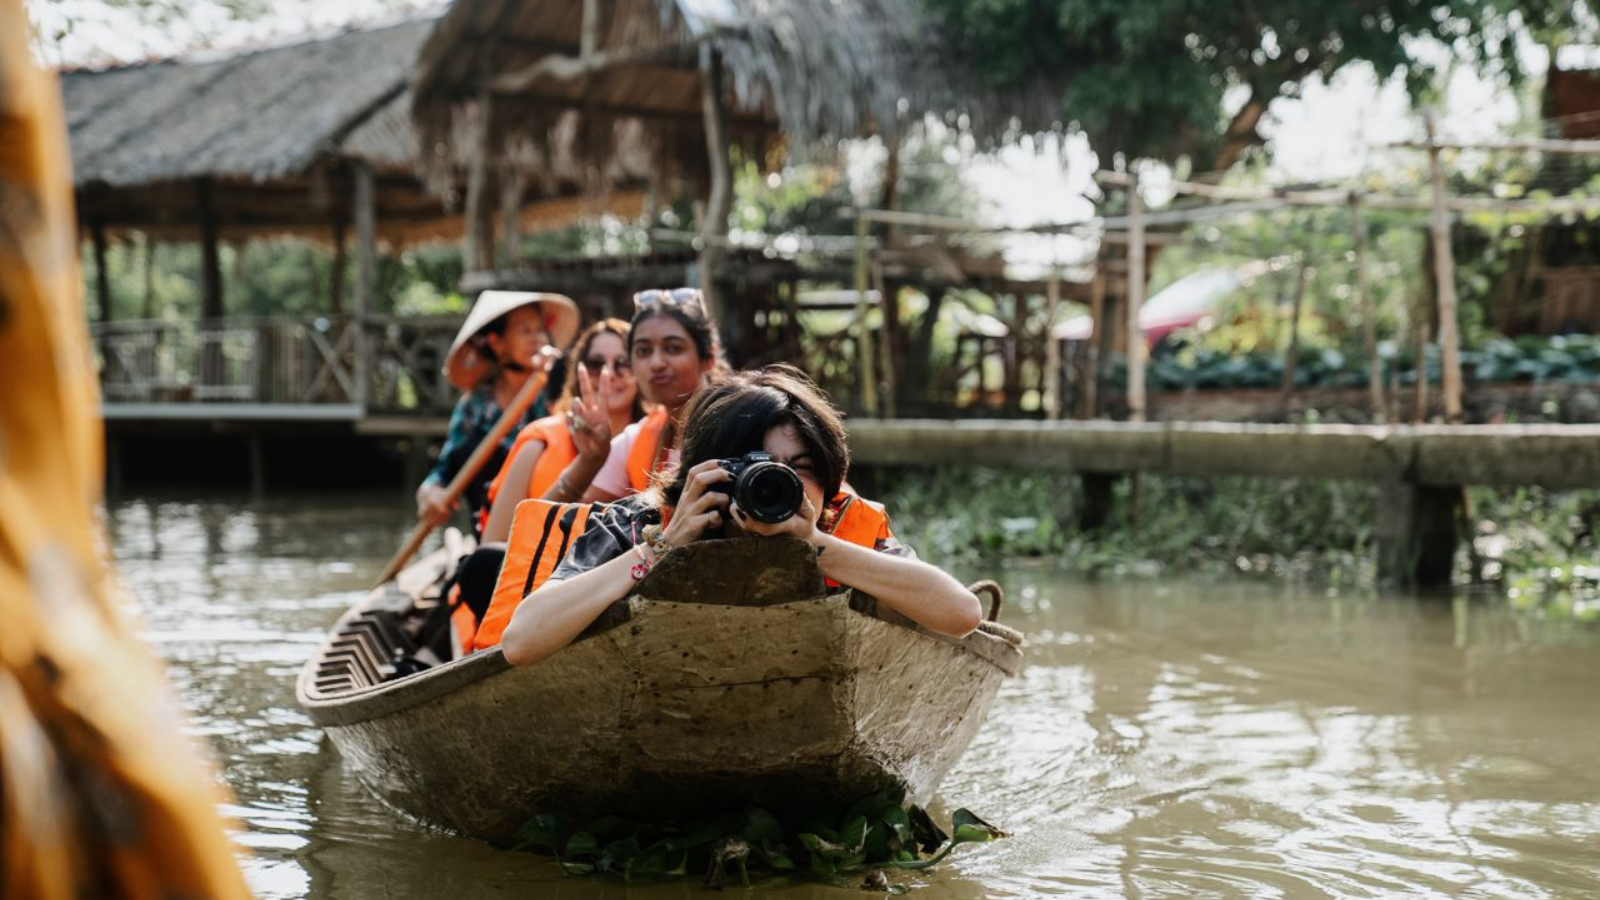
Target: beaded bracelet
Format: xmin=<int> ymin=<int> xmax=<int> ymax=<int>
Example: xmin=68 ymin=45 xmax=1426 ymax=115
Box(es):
xmin=629 ymin=543 xmax=654 ymax=581
xmin=640 ymin=523 xmax=671 ymax=561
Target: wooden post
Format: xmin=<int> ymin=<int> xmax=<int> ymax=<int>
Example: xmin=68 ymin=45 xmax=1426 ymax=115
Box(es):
xmin=91 ymin=219 xmax=112 ymax=325
xmin=871 ymin=262 xmax=897 ymax=418
xmin=580 ymin=0 xmax=602 ymax=57
xmin=698 ymin=44 xmax=731 ymax=336
xmin=1377 ymin=481 xmax=1459 ymax=587
xmin=1079 ymin=472 xmax=1118 ymax=531
xmin=500 ymin=171 xmax=525 ymax=268
xmin=1045 ymin=270 xmax=1062 ymax=419
xmin=876 ymin=128 xmax=902 ymax=416
xmin=1126 ymin=174 xmax=1147 ymax=422
xmin=353 ymin=160 xmax=377 ymax=408
xmin=197 ymin=178 xmax=223 ymax=320
xmin=462 ymin=92 xmax=495 ymax=276
xmin=1281 ymin=257 xmax=1310 ymax=407
xmin=854 ymin=213 xmax=878 ymax=416
xmin=1414 ymin=316 xmax=1431 ymax=424
xmin=1349 ymin=192 xmax=1384 ymax=422
xmin=1427 ymin=117 xmax=1465 ymax=424
xmin=1080 ymin=269 xmax=1105 ymax=418
xmin=141 ymin=233 xmax=157 ymax=320
xmin=330 ymin=218 xmax=347 ymax=315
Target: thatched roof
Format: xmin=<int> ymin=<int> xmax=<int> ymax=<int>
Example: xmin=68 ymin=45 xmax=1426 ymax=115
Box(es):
xmin=61 ymin=11 xmax=647 ymax=244
xmin=63 ymin=14 xmax=440 ymax=187
xmin=412 ymin=0 xmax=1060 ymax=191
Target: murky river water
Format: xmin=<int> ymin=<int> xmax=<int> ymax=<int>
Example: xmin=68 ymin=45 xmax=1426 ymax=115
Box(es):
xmin=108 ymin=491 xmax=1600 ymax=899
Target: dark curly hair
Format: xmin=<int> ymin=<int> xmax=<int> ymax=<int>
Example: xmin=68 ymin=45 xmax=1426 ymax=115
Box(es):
xmin=658 ymin=365 xmax=849 ymax=508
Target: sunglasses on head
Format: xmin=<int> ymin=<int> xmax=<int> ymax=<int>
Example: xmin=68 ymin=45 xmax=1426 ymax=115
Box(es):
xmin=632 ymin=287 xmax=704 ymax=312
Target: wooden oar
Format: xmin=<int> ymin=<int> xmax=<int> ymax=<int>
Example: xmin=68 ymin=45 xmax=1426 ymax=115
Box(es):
xmin=375 ymin=349 xmax=560 ymax=586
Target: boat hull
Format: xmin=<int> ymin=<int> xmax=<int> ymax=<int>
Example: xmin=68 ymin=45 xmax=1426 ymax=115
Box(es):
xmin=299 ymin=539 xmax=1021 ymax=844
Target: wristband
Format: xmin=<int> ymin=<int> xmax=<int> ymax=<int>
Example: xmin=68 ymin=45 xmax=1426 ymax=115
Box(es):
xmin=629 ymin=543 xmax=653 ymax=581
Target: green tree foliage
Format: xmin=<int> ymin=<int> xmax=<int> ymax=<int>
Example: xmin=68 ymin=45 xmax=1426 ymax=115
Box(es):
xmin=917 ymin=0 xmax=1592 ymax=169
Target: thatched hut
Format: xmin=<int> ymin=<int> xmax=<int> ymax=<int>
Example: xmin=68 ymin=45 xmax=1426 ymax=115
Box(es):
xmin=409 ymin=0 xmax=1062 ymax=329
xmin=63 ymin=11 xmax=646 ymax=323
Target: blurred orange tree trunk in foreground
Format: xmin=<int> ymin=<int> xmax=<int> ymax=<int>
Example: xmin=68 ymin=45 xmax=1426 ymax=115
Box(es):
xmin=0 ymin=4 xmax=251 ymax=898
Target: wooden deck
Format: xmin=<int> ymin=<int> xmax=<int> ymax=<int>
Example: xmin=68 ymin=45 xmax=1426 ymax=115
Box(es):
xmin=846 ymin=420 xmax=1600 ymax=490
xmin=848 ymin=419 xmax=1600 ymax=587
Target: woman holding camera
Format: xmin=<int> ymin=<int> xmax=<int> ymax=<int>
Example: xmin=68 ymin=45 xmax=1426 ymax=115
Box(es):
xmin=499 ymin=366 xmax=983 ymax=668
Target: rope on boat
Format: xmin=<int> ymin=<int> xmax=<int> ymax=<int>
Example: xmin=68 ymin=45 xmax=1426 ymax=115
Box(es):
xmin=967 ymin=580 xmax=1004 ymax=622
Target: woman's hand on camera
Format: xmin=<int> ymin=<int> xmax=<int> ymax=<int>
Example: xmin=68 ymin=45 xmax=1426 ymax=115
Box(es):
xmin=659 ymin=460 xmax=732 ymax=548
xmin=731 ymin=492 xmax=820 ymax=544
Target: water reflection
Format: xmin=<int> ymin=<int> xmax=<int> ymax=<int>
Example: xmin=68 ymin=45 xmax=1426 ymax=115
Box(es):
xmin=110 ymin=493 xmax=1600 ymax=899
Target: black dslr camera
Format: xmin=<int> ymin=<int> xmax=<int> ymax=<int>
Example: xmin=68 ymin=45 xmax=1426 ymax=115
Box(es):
xmin=712 ymin=451 xmax=805 ymax=524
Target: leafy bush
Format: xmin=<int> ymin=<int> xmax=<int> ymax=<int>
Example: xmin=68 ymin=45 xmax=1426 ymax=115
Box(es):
xmin=882 ymin=467 xmax=1600 ymax=597
xmin=1133 ymin=333 xmax=1600 ymax=392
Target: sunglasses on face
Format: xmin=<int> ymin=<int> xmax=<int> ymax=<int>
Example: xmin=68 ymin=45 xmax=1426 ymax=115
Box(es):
xmin=580 ymin=356 xmax=632 ymax=376
xmin=632 ymin=287 xmax=704 ymax=312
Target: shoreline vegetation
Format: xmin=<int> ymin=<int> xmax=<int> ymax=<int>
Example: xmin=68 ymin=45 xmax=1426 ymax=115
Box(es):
xmin=878 ymin=467 xmax=1600 ymax=617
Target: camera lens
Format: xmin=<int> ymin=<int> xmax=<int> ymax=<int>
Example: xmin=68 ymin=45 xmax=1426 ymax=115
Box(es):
xmin=735 ymin=462 xmax=804 ymax=524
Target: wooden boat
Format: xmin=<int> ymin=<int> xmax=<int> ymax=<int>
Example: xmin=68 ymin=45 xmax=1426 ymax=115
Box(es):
xmin=297 ymin=536 xmax=1023 ymax=845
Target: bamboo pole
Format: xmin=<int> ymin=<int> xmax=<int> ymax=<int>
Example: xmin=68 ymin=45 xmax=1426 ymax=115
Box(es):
xmin=1126 ymin=173 xmax=1146 ymax=423
xmin=1426 ymin=118 xmax=1464 ymax=424
xmin=375 ymin=351 xmax=559 ymax=585
xmin=1281 ymin=259 xmax=1310 ymax=407
xmin=1389 ymin=136 xmax=1600 ymax=154
xmin=697 ymin=44 xmax=730 ymax=336
xmin=1045 ymin=270 xmax=1062 ymax=419
xmin=1080 ymin=269 xmax=1105 ymax=418
xmin=1414 ymin=309 xmax=1431 ymax=424
xmin=1348 ymin=192 xmax=1384 ymax=423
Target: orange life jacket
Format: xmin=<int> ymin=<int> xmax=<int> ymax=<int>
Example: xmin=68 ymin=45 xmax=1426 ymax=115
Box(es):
xmin=467 ymin=500 xmax=596 ymax=653
xmin=485 ymin=415 xmax=576 ymax=512
xmin=826 ymin=489 xmax=893 ymax=549
xmin=626 ymin=406 xmax=672 ymax=494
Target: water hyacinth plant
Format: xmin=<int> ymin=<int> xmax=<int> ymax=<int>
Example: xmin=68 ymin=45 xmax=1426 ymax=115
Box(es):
xmin=512 ymin=788 xmax=1007 ymax=890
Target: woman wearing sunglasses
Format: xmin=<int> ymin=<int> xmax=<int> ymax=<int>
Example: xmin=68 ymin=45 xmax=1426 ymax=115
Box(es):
xmin=499 ymin=366 xmax=983 ymax=668
xmin=479 ymin=319 xmax=644 ymax=543
xmin=579 ymin=287 xmax=724 ymax=503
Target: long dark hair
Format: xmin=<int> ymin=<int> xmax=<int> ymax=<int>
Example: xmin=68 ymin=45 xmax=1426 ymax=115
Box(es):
xmin=658 ymin=365 xmax=849 ymax=508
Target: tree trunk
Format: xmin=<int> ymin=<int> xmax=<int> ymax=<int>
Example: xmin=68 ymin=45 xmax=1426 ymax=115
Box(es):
xmin=905 ymin=286 xmax=945 ymax=403
xmin=1427 ymin=118 xmax=1464 ymax=424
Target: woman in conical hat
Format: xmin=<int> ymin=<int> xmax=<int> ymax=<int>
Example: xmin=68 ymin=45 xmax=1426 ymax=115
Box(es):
xmin=415 ymin=290 xmax=580 ymax=532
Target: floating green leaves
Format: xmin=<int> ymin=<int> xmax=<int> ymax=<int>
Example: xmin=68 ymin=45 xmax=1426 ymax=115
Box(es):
xmin=513 ymin=788 xmax=1007 ymax=891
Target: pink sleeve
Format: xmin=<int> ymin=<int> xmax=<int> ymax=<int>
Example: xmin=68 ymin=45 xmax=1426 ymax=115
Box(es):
xmin=589 ymin=424 xmax=638 ymax=497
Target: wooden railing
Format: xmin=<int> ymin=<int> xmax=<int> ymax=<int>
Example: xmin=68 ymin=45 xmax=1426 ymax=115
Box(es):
xmin=89 ymin=315 xmax=461 ymax=414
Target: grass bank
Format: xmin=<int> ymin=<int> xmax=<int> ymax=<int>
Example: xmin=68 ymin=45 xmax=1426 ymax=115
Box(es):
xmin=875 ymin=467 xmax=1600 ymax=611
